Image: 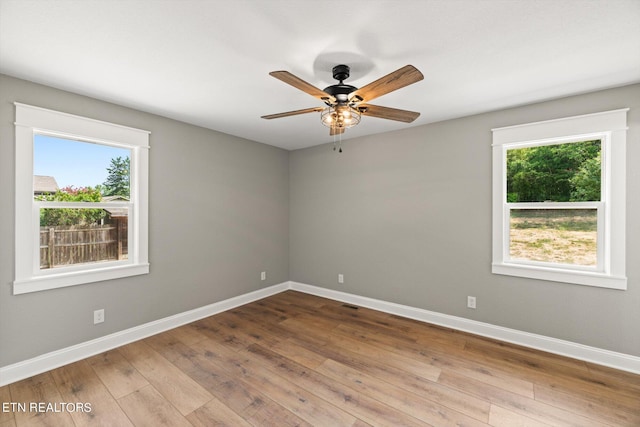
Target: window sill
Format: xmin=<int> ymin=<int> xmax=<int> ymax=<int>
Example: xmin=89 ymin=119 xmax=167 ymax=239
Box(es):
xmin=492 ymin=263 xmax=627 ymax=290
xmin=13 ymin=263 xmax=150 ymax=295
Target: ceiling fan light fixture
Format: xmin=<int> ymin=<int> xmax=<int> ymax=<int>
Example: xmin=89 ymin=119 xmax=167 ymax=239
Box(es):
xmin=321 ymin=105 xmax=361 ymax=129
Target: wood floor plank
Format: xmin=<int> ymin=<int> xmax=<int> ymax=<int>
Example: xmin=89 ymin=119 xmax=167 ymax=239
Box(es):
xmin=190 ymin=315 xmax=255 ymax=352
xmin=268 ymin=337 xmax=328 ymax=369
xmin=488 ymin=405 xmax=552 ymax=427
xmin=143 ymin=331 xmax=197 ymax=364
xmin=165 ymin=323 xmax=210 ymax=346
xmin=0 ymin=418 xmax=17 ymax=427
xmin=8 ymin=372 xmax=74 ymax=427
xmin=186 ymin=396 xmax=253 ymax=427
xmin=279 ymin=313 xmax=341 ymax=339
xmin=463 ymin=339 xmax=589 ymax=383
xmin=533 ymin=383 xmax=640 ymax=426
xmin=277 ymin=319 xmax=336 ymax=348
xmin=586 ymin=361 xmax=640 ymax=388
xmin=438 ymin=370 xmax=608 ymax=427
xmin=118 ymin=340 xmax=213 ymax=416
xmin=117 ymin=385 xmax=191 ymax=427
xmin=217 ymin=309 xmax=287 ymax=348
xmin=281 ymin=331 xmax=491 ymax=423
xmin=152 ymin=334 xmax=312 ymax=426
xmin=319 ymin=303 xmax=415 ymax=335
xmin=86 ymin=349 xmax=148 ymax=399
xmin=11 ymin=413 xmax=70 ymax=427
xmin=463 ymin=339 xmax=640 ymax=405
xmin=319 ymin=339 xmax=490 ymax=423
xmin=189 ymin=338 xmax=359 ymax=426
xmin=327 ymin=327 xmax=442 ymax=381
xmin=269 ymin=290 xmax=333 ymax=308
xmin=231 ymin=300 xmax=292 ymax=323
xmin=316 ymin=358 xmax=490 ymax=426
xmin=244 ymin=343 xmax=432 ymax=427
xmin=333 ymin=323 xmax=535 ymax=397
xmin=0 ymin=385 xmax=13 ymax=424
xmin=464 ymin=334 xmax=591 ymax=372
xmin=50 ymin=360 xmax=133 ymax=426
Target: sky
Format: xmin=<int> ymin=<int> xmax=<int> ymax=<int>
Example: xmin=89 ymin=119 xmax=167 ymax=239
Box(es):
xmin=33 ymin=134 xmax=130 ymax=189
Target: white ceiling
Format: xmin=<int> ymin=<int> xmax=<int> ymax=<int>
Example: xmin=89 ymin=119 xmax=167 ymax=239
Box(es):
xmin=1 ymin=0 xmax=639 ymax=150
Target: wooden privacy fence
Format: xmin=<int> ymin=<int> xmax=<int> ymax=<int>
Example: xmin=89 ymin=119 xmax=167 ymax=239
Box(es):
xmin=39 ymin=221 xmax=128 ymax=269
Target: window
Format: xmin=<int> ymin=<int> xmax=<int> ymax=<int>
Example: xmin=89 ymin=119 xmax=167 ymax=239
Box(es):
xmin=492 ymin=109 xmax=627 ymax=289
xmin=14 ymin=103 xmax=149 ymax=294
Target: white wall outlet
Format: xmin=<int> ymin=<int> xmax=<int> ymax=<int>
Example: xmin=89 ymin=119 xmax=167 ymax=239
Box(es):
xmin=261 ymin=271 xmax=266 ymax=281
xmin=94 ymin=309 xmax=105 ymax=324
xmin=467 ymin=296 xmax=477 ymax=309
xmin=338 ymin=274 xmax=344 ymax=284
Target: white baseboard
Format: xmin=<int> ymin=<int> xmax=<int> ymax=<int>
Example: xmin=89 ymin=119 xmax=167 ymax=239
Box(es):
xmin=289 ymin=281 xmax=640 ymax=375
xmin=2 ymin=280 xmax=638 ymax=386
xmin=0 ymin=282 xmax=288 ymax=386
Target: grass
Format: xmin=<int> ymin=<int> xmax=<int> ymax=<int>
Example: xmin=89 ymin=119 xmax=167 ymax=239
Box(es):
xmin=509 ymin=209 xmax=597 ymax=266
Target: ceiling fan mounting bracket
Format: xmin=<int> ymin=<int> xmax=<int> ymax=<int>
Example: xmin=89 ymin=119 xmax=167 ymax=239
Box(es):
xmin=332 ymin=64 xmax=351 ymax=82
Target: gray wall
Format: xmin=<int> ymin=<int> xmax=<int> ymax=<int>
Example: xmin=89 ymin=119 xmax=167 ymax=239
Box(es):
xmin=0 ymin=74 xmax=289 ymax=366
xmin=290 ymin=84 xmax=640 ymax=357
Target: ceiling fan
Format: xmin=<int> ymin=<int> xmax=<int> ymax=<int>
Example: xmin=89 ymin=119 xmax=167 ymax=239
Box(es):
xmin=261 ymin=64 xmax=424 ymax=136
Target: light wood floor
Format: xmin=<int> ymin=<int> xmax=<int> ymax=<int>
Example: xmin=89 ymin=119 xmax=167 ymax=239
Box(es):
xmin=1 ymin=290 xmax=639 ymax=426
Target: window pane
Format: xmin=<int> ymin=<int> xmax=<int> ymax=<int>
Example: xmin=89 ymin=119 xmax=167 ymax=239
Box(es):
xmin=34 ymin=134 xmax=131 ymax=199
xmin=506 ymin=140 xmax=601 ymax=202
xmin=509 ymin=209 xmax=597 ymax=266
xmin=39 ymin=208 xmax=128 ymax=269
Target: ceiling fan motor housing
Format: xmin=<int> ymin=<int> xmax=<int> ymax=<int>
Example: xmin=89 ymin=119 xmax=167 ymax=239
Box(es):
xmin=324 ymin=64 xmax=358 ymax=103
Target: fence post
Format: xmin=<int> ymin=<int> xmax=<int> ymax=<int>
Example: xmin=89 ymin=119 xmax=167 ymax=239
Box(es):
xmin=116 ymin=219 xmax=123 ymax=260
xmin=48 ymin=227 xmax=55 ymax=268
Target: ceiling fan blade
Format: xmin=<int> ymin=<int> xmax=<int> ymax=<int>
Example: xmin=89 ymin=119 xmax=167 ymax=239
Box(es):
xmin=329 ymin=126 xmax=345 ymax=136
xmin=269 ymin=71 xmax=336 ymax=103
xmin=261 ymin=107 xmax=324 ymax=120
xmin=350 ymin=65 xmax=423 ymax=103
xmin=359 ymin=104 xmax=420 ymax=123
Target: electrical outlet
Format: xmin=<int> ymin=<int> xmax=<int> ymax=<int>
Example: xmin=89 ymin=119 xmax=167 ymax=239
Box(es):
xmin=261 ymin=271 xmax=266 ymax=281
xmin=338 ymin=274 xmax=344 ymax=284
xmin=94 ymin=309 xmax=105 ymax=324
xmin=467 ymin=296 xmax=476 ymax=309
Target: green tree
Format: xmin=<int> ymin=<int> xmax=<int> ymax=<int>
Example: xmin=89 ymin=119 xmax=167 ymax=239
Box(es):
xmin=570 ymin=152 xmax=601 ymax=201
xmin=506 ymin=140 xmax=600 ymax=202
xmin=37 ymin=186 xmax=106 ymax=226
xmin=103 ymin=156 xmax=130 ymax=198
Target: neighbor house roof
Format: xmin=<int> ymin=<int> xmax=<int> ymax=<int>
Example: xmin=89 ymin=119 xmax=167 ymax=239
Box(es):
xmin=33 ymin=175 xmax=59 ymax=194
xmin=102 ymin=195 xmax=129 ymax=217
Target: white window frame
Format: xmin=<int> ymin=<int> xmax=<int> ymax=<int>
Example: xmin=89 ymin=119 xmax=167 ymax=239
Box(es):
xmin=14 ymin=103 xmax=150 ymax=294
xmin=492 ymin=109 xmax=627 ymax=290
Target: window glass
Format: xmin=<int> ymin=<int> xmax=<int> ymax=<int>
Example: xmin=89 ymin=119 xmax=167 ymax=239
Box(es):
xmin=34 ymin=134 xmax=131 ymax=198
xmin=33 ymin=134 xmax=132 ymax=270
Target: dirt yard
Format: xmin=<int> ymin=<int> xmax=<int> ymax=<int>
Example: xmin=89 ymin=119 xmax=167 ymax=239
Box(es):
xmin=509 ymin=210 xmax=597 ymax=266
